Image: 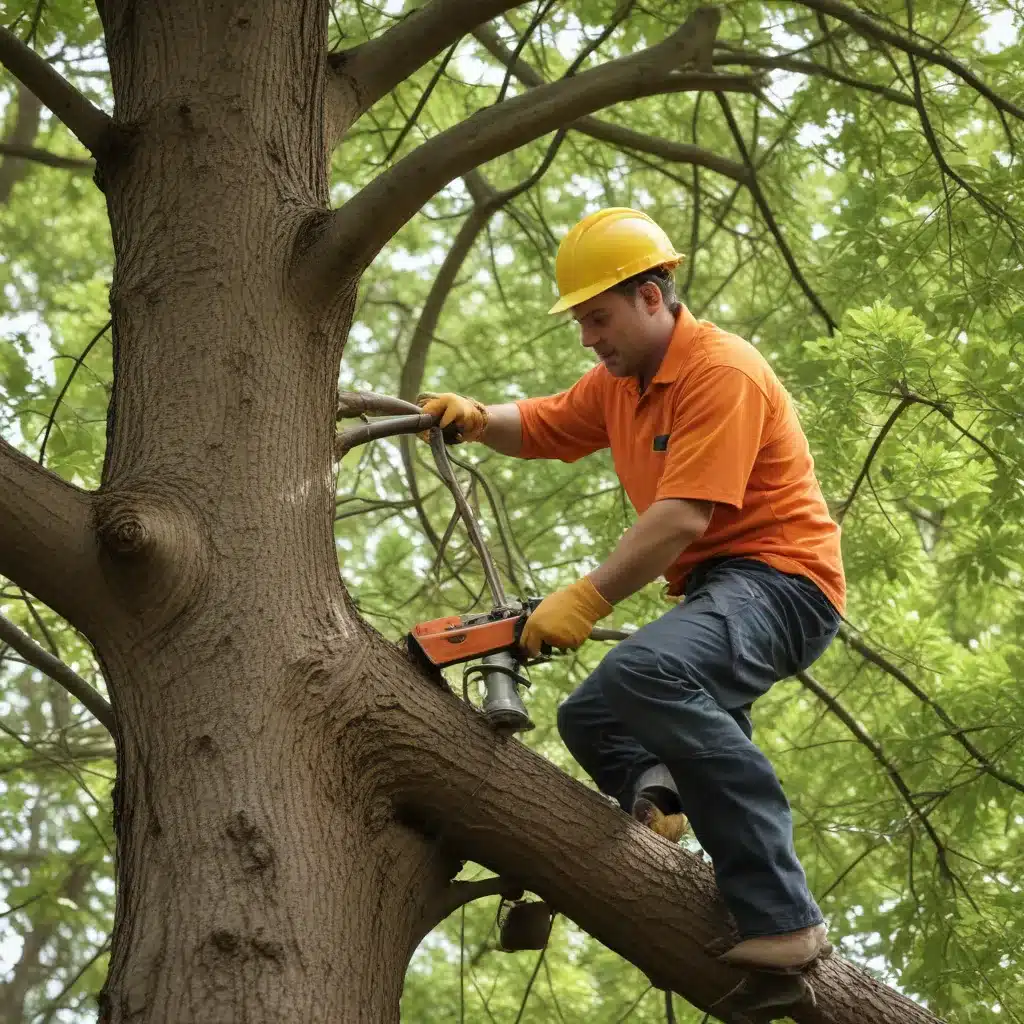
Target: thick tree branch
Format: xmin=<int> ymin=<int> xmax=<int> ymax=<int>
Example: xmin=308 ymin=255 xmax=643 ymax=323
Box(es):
xmin=332 ymin=0 xmax=530 ymax=120
xmin=0 ymin=27 xmax=113 ymax=157
xmin=363 ymin=646 xmax=943 ymax=1023
xmin=794 ymin=0 xmax=1024 ymax=122
xmin=571 ymin=119 xmax=750 ymax=184
xmin=304 ymin=8 xmax=761 ymax=286
xmin=421 ymin=875 xmax=522 ymax=939
xmin=0 ymin=613 xmax=113 ymax=733
xmin=473 ymin=23 xmax=749 ymax=183
xmin=0 ymin=141 xmax=94 ymax=171
xmin=0 ymin=437 xmax=98 ymax=630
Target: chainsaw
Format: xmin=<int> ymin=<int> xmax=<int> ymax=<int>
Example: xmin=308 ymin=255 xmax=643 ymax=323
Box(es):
xmin=336 ymin=390 xmax=627 ymax=734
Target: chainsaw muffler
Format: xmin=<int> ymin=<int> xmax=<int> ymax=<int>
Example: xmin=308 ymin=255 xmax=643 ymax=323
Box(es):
xmin=479 ymin=651 xmax=534 ymax=733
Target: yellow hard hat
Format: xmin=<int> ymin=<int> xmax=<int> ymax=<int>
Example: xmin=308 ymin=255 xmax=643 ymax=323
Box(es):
xmin=548 ymin=207 xmax=684 ymax=315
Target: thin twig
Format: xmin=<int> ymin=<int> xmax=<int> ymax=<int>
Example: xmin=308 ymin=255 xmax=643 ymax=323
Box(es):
xmin=795 ymin=0 xmax=1024 ymax=122
xmin=0 ymin=141 xmax=93 ymax=169
xmin=335 ymin=0 xmax=530 ymax=117
xmin=381 ymin=38 xmax=461 ymax=165
xmin=496 ymin=0 xmax=558 ymax=104
xmin=715 ymin=93 xmax=836 ymax=333
xmin=838 ymin=626 xmax=1024 ymax=795
xmin=836 ymin=398 xmax=913 ymax=522
xmin=34 ymin=936 xmax=111 ymax=1024
xmin=797 ymin=669 xmax=964 ymax=895
xmin=512 ymin=916 xmax=555 ymax=1024
xmin=0 ymin=612 xmax=113 ymax=733
xmin=38 ymin=320 xmax=111 ymax=466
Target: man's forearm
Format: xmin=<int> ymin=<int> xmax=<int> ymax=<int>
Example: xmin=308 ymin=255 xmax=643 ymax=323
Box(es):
xmin=589 ymin=499 xmax=713 ymax=605
xmin=480 ymin=402 xmax=523 ymax=456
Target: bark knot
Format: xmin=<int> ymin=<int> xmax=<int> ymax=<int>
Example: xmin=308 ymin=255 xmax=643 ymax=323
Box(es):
xmin=226 ymin=811 xmax=275 ymax=874
xmin=97 ymin=506 xmax=152 ymax=556
xmin=210 ymin=929 xmax=241 ymax=955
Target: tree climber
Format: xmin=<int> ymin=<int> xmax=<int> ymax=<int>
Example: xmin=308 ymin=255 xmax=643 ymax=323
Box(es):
xmin=418 ymin=207 xmax=844 ymax=972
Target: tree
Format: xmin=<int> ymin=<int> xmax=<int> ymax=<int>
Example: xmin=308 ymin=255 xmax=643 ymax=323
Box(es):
xmin=1 ymin=1 xmax=1021 ymax=1021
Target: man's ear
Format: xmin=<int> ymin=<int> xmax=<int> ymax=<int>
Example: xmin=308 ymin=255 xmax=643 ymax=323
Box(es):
xmin=639 ymin=280 xmax=663 ymax=314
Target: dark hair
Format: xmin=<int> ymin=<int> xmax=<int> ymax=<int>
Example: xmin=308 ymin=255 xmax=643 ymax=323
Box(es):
xmin=609 ymin=265 xmax=682 ymax=316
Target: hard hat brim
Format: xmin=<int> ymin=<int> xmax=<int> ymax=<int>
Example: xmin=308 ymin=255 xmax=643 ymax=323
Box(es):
xmin=547 ymin=255 xmax=684 ymax=315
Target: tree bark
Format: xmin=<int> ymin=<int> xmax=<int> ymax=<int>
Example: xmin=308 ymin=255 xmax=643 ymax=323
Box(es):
xmin=87 ymin=2 xmax=454 ymax=1019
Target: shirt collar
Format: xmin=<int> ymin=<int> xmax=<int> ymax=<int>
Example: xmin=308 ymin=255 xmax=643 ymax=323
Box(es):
xmin=650 ymin=304 xmax=700 ymax=386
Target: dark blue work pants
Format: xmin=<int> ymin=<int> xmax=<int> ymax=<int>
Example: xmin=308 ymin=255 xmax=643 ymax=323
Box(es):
xmin=557 ymin=558 xmax=840 ymax=938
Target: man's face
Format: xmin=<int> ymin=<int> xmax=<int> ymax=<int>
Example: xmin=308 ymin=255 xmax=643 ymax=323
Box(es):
xmin=571 ymin=285 xmax=661 ymax=378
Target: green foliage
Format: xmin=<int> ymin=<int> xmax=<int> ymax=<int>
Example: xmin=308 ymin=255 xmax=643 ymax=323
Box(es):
xmin=3 ymin=0 xmax=1024 ymax=1020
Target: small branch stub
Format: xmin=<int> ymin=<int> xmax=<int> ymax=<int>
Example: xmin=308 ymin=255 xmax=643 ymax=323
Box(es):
xmin=98 ymin=509 xmax=151 ymax=557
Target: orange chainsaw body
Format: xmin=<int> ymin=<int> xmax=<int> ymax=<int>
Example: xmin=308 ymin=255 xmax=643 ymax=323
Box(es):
xmin=408 ymin=611 xmax=525 ymax=668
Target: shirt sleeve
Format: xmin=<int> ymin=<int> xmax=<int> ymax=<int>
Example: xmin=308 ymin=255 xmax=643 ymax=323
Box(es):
xmin=654 ymin=365 xmax=772 ymax=508
xmin=516 ymin=368 xmax=609 ymax=463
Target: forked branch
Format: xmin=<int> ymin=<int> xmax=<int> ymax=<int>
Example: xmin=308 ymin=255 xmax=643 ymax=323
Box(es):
xmin=0 ymin=27 xmax=113 ymax=158
xmin=796 ymin=0 xmax=1024 ymax=122
xmin=472 ymin=24 xmax=749 ymax=184
xmin=303 ymin=7 xmax=761 ymax=291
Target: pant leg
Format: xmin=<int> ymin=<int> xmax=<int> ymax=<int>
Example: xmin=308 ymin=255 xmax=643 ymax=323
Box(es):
xmin=595 ymin=559 xmax=839 ymax=938
xmin=557 ymin=670 xmax=660 ymax=812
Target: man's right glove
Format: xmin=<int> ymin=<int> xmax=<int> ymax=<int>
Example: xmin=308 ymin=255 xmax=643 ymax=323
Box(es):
xmin=417 ymin=392 xmax=489 ymax=443
xmin=520 ymin=577 xmax=613 ymax=658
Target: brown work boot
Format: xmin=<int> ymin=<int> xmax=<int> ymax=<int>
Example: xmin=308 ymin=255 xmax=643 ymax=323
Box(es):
xmin=718 ymin=923 xmax=830 ymax=971
xmin=632 ymin=795 xmax=689 ymax=843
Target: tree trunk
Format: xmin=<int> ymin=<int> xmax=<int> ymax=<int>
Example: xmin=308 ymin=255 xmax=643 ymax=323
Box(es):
xmin=86 ymin=3 xmax=448 ymax=1019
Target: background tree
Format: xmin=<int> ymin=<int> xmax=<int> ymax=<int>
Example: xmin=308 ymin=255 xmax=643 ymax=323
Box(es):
xmin=0 ymin=0 xmax=1021 ymax=1021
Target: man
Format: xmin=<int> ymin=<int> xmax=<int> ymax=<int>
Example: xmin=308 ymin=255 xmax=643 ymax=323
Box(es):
xmin=419 ymin=207 xmax=844 ymax=971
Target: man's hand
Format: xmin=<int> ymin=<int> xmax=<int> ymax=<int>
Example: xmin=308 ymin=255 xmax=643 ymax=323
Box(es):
xmin=520 ymin=577 xmax=613 ymax=658
xmin=418 ymin=392 xmax=489 ymax=443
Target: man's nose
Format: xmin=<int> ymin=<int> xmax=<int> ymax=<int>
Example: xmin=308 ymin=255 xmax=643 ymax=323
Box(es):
xmin=580 ymin=325 xmax=600 ymax=349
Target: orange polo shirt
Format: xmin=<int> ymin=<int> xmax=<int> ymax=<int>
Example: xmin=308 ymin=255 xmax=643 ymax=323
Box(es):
xmin=516 ymin=306 xmax=845 ymax=613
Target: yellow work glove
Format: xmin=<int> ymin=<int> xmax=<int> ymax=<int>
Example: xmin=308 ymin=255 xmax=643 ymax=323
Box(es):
xmin=417 ymin=392 xmax=489 ymax=443
xmin=520 ymin=578 xmax=613 ymax=658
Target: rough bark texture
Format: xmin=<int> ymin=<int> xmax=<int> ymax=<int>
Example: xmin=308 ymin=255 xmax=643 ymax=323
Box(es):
xmin=87 ymin=2 xmax=453 ymax=1019
xmin=0 ymin=2 xmax=947 ymax=1022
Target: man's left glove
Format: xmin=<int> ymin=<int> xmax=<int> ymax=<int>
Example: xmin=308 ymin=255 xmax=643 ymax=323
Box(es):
xmin=520 ymin=578 xmax=613 ymax=658
xmin=417 ymin=391 xmax=489 ymax=443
